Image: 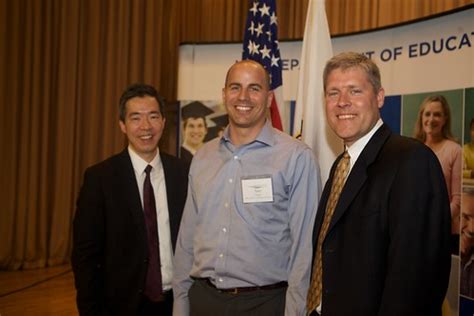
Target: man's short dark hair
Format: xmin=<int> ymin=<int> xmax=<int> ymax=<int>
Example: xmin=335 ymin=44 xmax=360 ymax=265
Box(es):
xmin=119 ymin=83 xmax=165 ymax=122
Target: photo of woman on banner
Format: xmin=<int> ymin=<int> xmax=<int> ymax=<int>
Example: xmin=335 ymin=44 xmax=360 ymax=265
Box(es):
xmin=464 ymin=118 xmax=474 ymax=179
xmin=414 ymin=95 xmax=462 ymax=255
xmin=180 ymin=101 xmax=213 ymax=164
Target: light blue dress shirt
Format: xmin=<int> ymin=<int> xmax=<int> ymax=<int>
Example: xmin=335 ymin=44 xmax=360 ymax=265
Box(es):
xmin=173 ymin=121 xmax=321 ymax=316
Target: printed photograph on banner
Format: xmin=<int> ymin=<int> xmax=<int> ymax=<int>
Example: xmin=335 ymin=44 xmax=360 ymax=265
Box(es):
xmin=401 ymin=90 xmax=464 ymax=141
xmin=461 ymin=88 xmax=474 ymax=302
xmin=461 ymin=173 xmax=474 ymax=299
xmin=405 ymin=90 xmax=463 ymax=249
xmin=463 ymin=88 xmax=474 ymax=182
xmin=179 ymin=100 xmax=228 ymax=164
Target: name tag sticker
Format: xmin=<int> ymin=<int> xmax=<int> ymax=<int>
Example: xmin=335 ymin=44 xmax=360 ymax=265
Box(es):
xmin=241 ymin=176 xmax=273 ymax=203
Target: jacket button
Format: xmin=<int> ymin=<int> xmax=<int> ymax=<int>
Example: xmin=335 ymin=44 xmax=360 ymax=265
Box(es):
xmin=144 ymin=258 xmax=148 ymax=263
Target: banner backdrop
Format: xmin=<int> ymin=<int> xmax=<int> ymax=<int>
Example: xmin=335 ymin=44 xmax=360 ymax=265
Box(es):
xmin=177 ymin=7 xmax=474 ymax=315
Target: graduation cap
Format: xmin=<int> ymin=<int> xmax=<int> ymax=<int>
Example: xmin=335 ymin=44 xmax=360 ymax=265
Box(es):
xmin=204 ymin=113 xmax=229 ymax=142
xmin=181 ymin=101 xmax=214 ymax=121
xmin=210 ymin=113 xmax=229 ymax=127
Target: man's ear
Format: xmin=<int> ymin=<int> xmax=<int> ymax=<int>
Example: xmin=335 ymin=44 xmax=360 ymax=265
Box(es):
xmin=119 ymin=120 xmax=126 ymax=134
xmin=267 ymin=90 xmax=274 ymax=109
xmin=377 ymin=88 xmax=385 ymax=109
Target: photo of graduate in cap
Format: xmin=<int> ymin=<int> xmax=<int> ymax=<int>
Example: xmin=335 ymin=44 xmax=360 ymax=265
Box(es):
xmin=180 ymin=101 xmax=214 ymax=164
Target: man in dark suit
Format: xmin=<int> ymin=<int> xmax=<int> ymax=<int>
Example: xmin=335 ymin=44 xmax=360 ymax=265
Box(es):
xmin=306 ymin=52 xmax=451 ymax=316
xmin=72 ymin=84 xmax=188 ymax=316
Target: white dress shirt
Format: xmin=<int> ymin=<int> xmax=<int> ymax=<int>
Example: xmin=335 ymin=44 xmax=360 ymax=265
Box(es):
xmin=128 ymin=146 xmax=174 ymax=291
xmin=346 ymin=118 xmax=384 ymax=172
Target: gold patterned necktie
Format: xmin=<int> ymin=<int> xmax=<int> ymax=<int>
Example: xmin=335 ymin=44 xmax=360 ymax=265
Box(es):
xmin=307 ymin=150 xmax=350 ymax=314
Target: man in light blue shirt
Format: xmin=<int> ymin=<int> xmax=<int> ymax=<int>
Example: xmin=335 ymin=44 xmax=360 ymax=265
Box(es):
xmin=172 ymin=60 xmax=321 ymax=316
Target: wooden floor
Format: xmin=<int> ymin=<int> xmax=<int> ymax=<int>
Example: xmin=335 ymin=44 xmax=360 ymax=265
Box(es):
xmin=0 ymin=264 xmax=78 ymax=316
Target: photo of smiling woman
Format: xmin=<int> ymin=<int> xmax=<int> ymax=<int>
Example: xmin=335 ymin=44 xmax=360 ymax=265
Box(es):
xmin=414 ymin=95 xmax=462 ymax=255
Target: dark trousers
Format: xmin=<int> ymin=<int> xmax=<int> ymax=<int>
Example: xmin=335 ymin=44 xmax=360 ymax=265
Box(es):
xmin=188 ymin=279 xmax=286 ymax=316
xmin=138 ymin=291 xmax=173 ymax=316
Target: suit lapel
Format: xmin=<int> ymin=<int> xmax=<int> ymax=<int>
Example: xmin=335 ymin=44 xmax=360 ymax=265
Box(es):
xmin=327 ymin=124 xmax=392 ymax=234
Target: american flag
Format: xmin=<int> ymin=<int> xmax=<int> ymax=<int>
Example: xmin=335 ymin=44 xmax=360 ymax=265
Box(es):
xmin=242 ymin=0 xmax=284 ymax=131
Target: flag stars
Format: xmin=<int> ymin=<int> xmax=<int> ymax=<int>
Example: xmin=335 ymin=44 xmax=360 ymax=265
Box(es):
xmin=266 ymin=30 xmax=272 ymax=41
xmin=248 ymin=21 xmax=256 ymax=35
xmin=271 ymin=54 xmax=280 ymax=67
xmin=248 ymin=40 xmax=260 ymax=56
xmin=250 ymin=1 xmax=258 ymax=16
xmin=259 ymin=3 xmax=270 ymax=17
xmin=247 ymin=41 xmax=254 ymax=55
xmin=270 ymin=11 xmax=278 ymax=25
xmin=255 ymin=23 xmax=264 ymax=37
xmin=260 ymin=45 xmax=271 ymax=59
xmin=242 ymin=1 xmax=282 ymax=88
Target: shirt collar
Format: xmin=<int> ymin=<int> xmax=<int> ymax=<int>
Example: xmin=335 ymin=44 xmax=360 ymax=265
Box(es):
xmin=346 ymin=118 xmax=383 ymax=168
xmin=128 ymin=146 xmax=161 ymax=175
xmin=221 ymin=120 xmax=275 ymax=147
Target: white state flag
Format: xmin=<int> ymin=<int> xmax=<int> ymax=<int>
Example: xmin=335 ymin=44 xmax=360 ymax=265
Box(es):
xmin=294 ymin=0 xmax=342 ymax=183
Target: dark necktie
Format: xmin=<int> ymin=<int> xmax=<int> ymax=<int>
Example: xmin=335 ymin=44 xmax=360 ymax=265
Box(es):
xmin=307 ymin=151 xmax=350 ymax=313
xmin=143 ymin=165 xmax=163 ymax=302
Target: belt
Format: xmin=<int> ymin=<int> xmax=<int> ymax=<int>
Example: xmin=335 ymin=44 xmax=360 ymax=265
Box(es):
xmin=142 ymin=289 xmax=173 ymax=303
xmin=161 ymin=290 xmax=173 ymax=301
xmin=198 ymin=278 xmax=287 ymax=295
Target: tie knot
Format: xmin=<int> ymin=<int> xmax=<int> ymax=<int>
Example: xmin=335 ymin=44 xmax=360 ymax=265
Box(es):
xmin=145 ymin=165 xmax=153 ymax=175
xmin=335 ymin=150 xmax=350 ymax=181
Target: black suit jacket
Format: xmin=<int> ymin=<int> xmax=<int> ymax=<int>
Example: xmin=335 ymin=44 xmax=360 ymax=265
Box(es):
xmin=180 ymin=146 xmax=193 ymax=165
xmin=313 ymin=124 xmax=451 ymax=316
xmin=72 ymin=150 xmax=189 ymax=316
